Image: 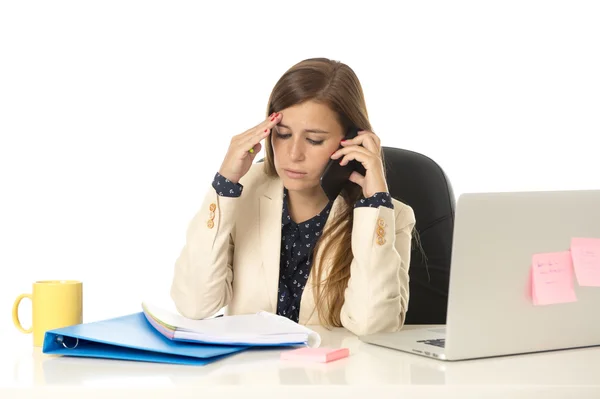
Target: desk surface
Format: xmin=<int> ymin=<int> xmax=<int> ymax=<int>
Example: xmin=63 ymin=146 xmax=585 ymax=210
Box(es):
xmin=2 ymin=325 xmax=600 ymax=399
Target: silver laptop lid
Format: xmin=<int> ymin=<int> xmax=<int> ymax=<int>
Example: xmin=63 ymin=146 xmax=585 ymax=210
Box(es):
xmin=445 ymin=189 xmax=600 ymax=360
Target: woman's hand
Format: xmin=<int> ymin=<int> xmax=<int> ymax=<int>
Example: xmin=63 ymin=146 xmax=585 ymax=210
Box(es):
xmin=218 ymin=112 xmax=281 ymax=184
xmin=330 ymin=130 xmax=389 ymax=198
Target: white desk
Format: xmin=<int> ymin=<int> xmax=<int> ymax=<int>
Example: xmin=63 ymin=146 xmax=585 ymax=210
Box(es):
xmin=2 ymin=325 xmax=600 ymax=399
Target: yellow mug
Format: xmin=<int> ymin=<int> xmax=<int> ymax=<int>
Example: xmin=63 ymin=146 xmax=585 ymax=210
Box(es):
xmin=13 ymin=280 xmax=83 ymax=347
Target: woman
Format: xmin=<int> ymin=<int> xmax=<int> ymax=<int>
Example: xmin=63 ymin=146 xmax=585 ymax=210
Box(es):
xmin=170 ymin=57 xmax=416 ymax=336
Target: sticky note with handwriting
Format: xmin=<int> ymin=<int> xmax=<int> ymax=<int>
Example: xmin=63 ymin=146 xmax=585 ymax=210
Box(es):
xmin=571 ymin=237 xmax=600 ymax=287
xmin=531 ymin=251 xmax=577 ymax=306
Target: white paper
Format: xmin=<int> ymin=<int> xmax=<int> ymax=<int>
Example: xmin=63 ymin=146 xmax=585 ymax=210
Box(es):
xmin=141 ymin=302 xmax=321 ymax=347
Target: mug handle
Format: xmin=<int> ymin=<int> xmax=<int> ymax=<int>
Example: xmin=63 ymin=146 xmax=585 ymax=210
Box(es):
xmin=12 ymin=294 xmax=33 ymax=334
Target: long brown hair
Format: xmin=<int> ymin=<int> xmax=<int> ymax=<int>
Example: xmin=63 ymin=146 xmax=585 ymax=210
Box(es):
xmin=263 ymin=57 xmax=382 ymax=327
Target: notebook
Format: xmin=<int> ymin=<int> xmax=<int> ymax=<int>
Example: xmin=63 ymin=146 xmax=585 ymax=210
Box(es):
xmin=141 ymin=302 xmax=322 ymax=348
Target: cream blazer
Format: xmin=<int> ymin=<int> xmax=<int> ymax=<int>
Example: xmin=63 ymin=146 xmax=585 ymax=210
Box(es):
xmin=170 ymin=163 xmax=416 ymax=336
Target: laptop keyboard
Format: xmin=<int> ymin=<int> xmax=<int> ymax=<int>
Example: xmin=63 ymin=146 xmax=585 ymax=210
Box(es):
xmin=417 ymin=338 xmax=446 ymax=348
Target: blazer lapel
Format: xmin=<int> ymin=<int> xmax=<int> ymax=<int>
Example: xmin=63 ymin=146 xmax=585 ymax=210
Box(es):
xmin=259 ymin=176 xmax=284 ymax=312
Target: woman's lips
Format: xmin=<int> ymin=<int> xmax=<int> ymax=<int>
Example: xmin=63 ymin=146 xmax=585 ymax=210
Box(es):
xmin=284 ymin=169 xmax=307 ymax=179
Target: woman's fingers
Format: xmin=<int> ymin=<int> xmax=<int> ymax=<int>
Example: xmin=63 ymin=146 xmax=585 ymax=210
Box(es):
xmin=358 ymin=130 xmax=381 ymax=147
xmin=340 ymin=130 xmax=380 ymax=154
xmin=332 ymin=144 xmax=374 ymax=163
xmin=248 ymin=142 xmax=262 ymax=158
xmin=242 ymin=112 xmax=281 ymax=152
xmin=338 ymin=150 xmax=370 ymax=167
xmin=348 ymin=171 xmax=366 ymax=187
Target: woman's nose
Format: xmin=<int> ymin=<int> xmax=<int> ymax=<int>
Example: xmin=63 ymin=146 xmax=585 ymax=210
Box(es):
xmin=288 ymin=140 xmax=305 ymax=161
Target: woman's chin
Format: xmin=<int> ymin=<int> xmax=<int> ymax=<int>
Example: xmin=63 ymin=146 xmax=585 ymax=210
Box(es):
xmin=282 ymin=177 xmax=319 ymax=192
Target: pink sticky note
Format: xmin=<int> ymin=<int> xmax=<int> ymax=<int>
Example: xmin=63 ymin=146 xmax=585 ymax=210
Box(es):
xmin=280 ymin=347 xmax=349 ymax=363
xmin=531 ymin=251 xmax=577 ymax=306
xmin=570 ymin=238 xmax=600 ymax=287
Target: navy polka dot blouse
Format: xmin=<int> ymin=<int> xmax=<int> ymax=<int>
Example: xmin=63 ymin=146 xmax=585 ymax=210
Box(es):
xmin=212 ymin=172 xmax=393 ymax=323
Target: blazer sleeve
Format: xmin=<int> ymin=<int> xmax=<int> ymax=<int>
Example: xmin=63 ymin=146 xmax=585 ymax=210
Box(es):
xmin=170 ymin=187 xmax=240 ymax=319
xmin=340 ymin=202 xmax=416 ymax=336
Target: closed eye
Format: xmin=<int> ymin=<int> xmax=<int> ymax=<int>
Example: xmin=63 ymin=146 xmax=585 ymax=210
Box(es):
xmin=275 ymin=132 xmax=292 ymax=140
xmin=275 ymin=132 xmax=324 ymax=146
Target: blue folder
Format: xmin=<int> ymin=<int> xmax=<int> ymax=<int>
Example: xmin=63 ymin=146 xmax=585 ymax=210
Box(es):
xmin=42 ymin=312 xmax=249 ymax=366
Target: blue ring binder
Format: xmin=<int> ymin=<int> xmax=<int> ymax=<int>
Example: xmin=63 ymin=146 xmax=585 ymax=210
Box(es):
xmin=42 ymin=312 xmax=250 ymax=366
xmin=55 ymin=335 xmax=79 ymax=349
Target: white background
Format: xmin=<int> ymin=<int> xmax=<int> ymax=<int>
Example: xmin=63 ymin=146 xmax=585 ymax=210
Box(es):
xmin=1 ymin=0 xmax=598 ymax=345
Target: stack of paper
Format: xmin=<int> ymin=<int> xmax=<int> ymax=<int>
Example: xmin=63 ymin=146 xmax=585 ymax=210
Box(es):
xmin=142 ymin=302 xmax=322 ymax=348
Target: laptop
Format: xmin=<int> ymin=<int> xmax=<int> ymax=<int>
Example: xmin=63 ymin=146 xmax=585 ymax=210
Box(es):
xmin=359 ymin=189 xmax=600 ymax=361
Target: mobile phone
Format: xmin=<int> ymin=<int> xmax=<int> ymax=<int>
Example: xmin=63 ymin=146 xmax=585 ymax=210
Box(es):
xmin=319 ymin=126 xmax=367 ymax=202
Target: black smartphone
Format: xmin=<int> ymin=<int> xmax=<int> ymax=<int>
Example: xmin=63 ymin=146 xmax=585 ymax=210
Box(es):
xmin=320 ymin=126 xmax=367 ymax=202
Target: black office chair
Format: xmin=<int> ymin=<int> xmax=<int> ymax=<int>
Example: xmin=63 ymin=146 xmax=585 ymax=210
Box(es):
xmin=381 ymin=146 xmax=455 ymax=324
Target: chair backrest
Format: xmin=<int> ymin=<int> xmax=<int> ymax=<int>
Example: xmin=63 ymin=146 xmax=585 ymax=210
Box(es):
xmin=381 ymin=146 xmax=455 ymax=324
xmin=257 ymin=147 xmax=455 ymax=324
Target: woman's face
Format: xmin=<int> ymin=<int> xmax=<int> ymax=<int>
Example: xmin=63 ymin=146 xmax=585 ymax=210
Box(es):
xmin=271 ymin=100 xmax=345 ymax=194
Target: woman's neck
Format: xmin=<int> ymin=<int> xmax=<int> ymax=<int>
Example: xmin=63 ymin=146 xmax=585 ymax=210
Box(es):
xmin=286 ymin=187 xmax=330 ymax=224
